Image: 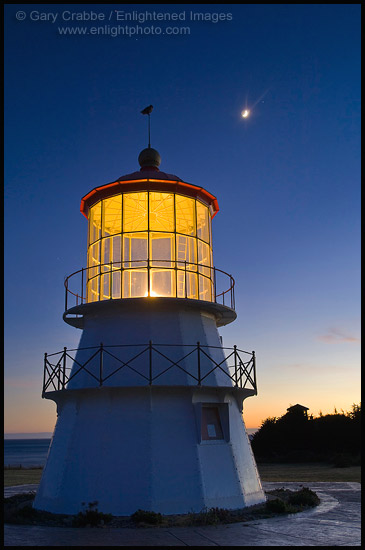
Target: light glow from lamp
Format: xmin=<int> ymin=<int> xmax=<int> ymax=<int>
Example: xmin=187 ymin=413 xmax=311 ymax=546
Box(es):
xmin=86 ymin=191 xmax=213 ymax=302
xmin=144 ymin=290 xmax=159 ymax=297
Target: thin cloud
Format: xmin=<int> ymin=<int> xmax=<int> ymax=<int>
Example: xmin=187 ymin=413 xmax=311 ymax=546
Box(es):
xmin=317 ymin=327 xmax=360 ymax=344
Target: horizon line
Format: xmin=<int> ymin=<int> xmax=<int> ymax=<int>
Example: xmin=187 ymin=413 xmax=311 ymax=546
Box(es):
xmin=5 ymin=428 xmax=260 ymax=438
xmin=4 ymin=432 xmax=54 ymax=439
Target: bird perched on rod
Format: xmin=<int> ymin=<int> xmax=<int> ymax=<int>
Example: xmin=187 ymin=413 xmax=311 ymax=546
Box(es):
xmin=141 ymin=105 xmax=153 ymax=115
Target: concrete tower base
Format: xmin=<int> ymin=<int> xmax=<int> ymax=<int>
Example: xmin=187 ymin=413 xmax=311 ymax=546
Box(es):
xmin=33 ymin=386 xmax=265 ymax=515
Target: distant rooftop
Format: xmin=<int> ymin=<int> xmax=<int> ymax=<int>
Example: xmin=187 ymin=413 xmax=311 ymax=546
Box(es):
xmin=287 ymin=404 xmax=309 ymax=412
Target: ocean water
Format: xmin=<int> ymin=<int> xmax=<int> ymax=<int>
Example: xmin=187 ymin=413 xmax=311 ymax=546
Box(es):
xmin=4 ymin=439 xmax=51 ymax=467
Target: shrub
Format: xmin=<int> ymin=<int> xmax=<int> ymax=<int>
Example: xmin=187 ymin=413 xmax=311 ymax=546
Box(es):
xmin=287 ymin=487 xmax=320 ymax=507
xmin=12 ymin=505 xmax=37 ymax=520
xmin=265 ymin=498 xmax=289 ymax=514
xmin=188 ymin=507 xmax=231 ymax=525
xmin=72 ymin=501 xmax=112 ymax=527
xmin=131 ymin=509 xmax=163 ymax=525
xmin=252 ymin=403 xmax=361 ymax=462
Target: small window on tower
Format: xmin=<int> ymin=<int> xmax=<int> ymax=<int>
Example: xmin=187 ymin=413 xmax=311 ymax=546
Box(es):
xmin=201 ymin=406 xmax=224 ymax=441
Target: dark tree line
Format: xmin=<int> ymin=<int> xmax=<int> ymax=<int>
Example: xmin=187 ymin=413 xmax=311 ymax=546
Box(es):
xmin=251 ymin=403 xmax=361 ymax=465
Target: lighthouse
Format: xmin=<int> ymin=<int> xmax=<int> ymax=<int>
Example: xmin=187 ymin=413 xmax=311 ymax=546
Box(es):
xmin=34 ymin=142 xmax=265 ymax=515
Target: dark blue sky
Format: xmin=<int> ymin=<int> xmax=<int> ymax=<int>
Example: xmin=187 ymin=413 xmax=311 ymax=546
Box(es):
xmin=4 ymin=4 xmax=361 ymax=431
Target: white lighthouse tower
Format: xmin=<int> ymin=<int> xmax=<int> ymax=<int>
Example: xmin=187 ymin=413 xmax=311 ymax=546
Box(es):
xmin=34 ymin=142 xmax=265 ymax=515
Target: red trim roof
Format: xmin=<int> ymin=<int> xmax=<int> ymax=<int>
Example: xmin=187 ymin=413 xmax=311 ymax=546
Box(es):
xmin=80 ymin=177 xmax=219 ymax=219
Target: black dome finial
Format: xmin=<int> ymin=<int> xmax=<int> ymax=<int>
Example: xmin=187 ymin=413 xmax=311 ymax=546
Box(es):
xmin=138 ymin=147 xmax=161 ymax=170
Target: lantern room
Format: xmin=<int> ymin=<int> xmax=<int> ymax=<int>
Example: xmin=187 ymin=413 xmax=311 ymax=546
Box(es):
xmin=80 ymin=148 xmax=220 ymax=304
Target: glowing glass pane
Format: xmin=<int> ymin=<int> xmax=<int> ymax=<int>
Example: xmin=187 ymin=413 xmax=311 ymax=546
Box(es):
xmin=149 ymin=192 xmax=174 ymax=231
xmin=112 ymin=235 xmax=121 ymax=265
xmin=150 ymin=269 xmax=176 ymax=297
xmin=123 ymin=192 xmax=148 ymax=232
xmin=176 ymin=270 xmax=198 ymax=299
xmin=208 ymin=214 xmax=212 ymax=245
xmin=101 ymin=237 xmax=112 ymax=272
xmin=175 ymin=195 xmax=196 ymax=236
xmin=123 ymin=233 xmax=148 ymax=268
xmin=122 ymin=270 xmax=147 ymax=298
xmin=196 ymin=202 xmax=210 ymax=243
xmin=102 ymin=196 xmax=122 ymax=237
xmin=150 ymin=233 xmax=175 ymax=267
xmin=89 ymin=202 xmax=101 ymax=244
xmin=176 ymin=235 xmax=197 ymax=269
xmin=186 ymin=271 xmax=198 ymax=299
xmin=176 ymin=270 xmax=185 ymax=298
xmin=112 ymin=271 xmax=121 ymax=299
xmin=198 ymin=240 xmax=211 ymax=276
xmin=87 ymin=276 xmax=99 ymax=302
xmin=88 ymin=242 xmax=100 ymax=277
xmin=199 ymin=276 xmax=212 ymax=302
xmin=101 ymin=273 xmax=111 ymax=300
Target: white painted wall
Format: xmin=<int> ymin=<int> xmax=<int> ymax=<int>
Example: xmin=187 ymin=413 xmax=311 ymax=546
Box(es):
xmin=35 ymin=298 xmax=264 ymax=515
xmin=34 ymin=386 xmax=265 ymax=515
xmin=67 ymin=301 xmax=234 ymax=389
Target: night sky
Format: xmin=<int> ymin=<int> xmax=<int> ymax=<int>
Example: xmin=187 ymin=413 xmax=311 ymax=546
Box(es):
xmin=4 ymin=4 xmax=360 ymax=434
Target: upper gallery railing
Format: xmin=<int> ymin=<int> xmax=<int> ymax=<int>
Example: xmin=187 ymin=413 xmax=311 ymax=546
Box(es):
xmin=64 ymin=260 xmax=235 ymax=311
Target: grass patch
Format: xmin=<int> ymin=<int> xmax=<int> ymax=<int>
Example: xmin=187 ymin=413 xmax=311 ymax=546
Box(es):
xmin=4 ymin=468 xmax=43 ymax=487
xmin=4 ymin=462 xmax=361 ymax=489
xmin=257 ymin=462 xmax=361 ymax=482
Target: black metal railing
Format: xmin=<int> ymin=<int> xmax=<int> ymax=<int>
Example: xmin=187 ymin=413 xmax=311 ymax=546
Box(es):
xmin=42 ymin=343 xmax=256 ymax=394
xmin=64 ymin=260 xmax=235 ymax=312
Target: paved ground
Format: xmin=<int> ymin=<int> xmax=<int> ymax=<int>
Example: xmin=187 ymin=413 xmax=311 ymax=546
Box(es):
xmin=4 ymin=482 xmax=361 ymax=546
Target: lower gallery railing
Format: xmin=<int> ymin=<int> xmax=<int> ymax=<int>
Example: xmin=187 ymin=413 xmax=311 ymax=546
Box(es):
xmin=42 ymin=343 xmax=257 ymax=394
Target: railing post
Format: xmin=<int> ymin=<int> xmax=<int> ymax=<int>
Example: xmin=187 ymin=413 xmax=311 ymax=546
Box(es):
xmin=197 ymin=264 xmax=200 ymax=300
xmin=64 ymin=277 xmax=68 ymax=312
xmin=99 ymin=342 xmax=103 ymax=386
xmin=174 ymin=258 xmax=178 ymax=298
xmin=184 ymin=261 xmax=187 ymax=298
xmin=213 ymin=267 xmax=217 ymax=303
xmin=252 ymin=350 xmax=257 ymax=393
xmin=57 ymin=354 xmax=61 ymax=390
xmin=63 ymin=347 xmax=67 ymax=390
xmin=149 ymin=340 xmax=153 ymax=385
xmin=147 ymin=258 xmax=151 ymax=297
xmin=234 ymin=345 xmax=238 ymax=387
xmin=43 ymin=353 xmax=47 ymax=394
xmin=81 ymin=268 xmax=84 ymax=303
xmin=197 ymin=341 xmax=201 ymax=385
